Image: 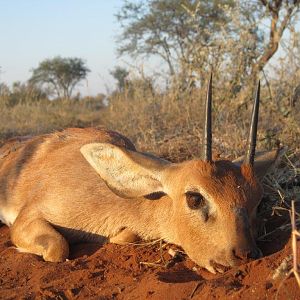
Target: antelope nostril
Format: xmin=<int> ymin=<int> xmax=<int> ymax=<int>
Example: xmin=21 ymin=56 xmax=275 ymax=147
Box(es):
xmin=247 ymin=247 xmax=263 ymax=259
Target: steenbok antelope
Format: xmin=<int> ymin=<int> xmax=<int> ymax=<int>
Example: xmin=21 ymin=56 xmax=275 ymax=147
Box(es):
xmin=0 ymin=77 xmax=281 ymax=273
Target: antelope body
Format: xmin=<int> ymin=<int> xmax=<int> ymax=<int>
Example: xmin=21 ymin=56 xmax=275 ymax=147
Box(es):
xmin=0 ymin=80 xmax=281 ymax=273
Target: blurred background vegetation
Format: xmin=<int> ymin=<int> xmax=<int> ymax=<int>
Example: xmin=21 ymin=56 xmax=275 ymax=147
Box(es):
xmin=0 ymin=0 xmax=299 ymax=164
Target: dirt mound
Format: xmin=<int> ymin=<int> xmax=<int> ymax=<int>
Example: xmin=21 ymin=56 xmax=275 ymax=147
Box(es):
xmin=0 ymin=216 xmax=299 ymax=300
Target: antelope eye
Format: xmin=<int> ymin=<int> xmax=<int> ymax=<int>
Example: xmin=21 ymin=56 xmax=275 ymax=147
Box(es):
xmin=185 ymin=192 xmax=206 ymax=210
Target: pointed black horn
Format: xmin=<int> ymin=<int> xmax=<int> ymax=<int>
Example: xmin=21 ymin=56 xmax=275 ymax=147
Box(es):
xmin=202 ymin=73 xmax=212 ymax=162
xmin=244 ymin=80 xmax=260 ymax=166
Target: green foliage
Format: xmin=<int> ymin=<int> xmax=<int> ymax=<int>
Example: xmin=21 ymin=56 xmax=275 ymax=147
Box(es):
xmin=117 ymin=0 xmax=235 ymax=76
xmin=30 ymin=56 xmax=90 ymax=99
xmin=110 ymin=66 xmax=129 ymax=91
xmin=116 ymin=0 xmax=300 ymax=91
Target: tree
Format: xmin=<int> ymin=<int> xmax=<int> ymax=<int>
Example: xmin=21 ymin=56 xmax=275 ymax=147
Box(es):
xmin=110 ymin=66 xmax=129 ymax=91
xmin=253 ymin=0 xmax=300 ymax=76
xmin=30 ymin=57 xmax=90 ymax=99
xmin=116 ymin=0 xmax=234 ymax=77
xmin=116 ymin=0 xmax=300 ymax=89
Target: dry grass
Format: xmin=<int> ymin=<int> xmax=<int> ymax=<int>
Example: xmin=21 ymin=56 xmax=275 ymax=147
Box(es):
xmin=0 ymin=99 xmax=102 ymax=141
xmin=0 ymin=79 xmax=299 ymax=254
xmin=102 ymin=81 xmax=300 ymax=161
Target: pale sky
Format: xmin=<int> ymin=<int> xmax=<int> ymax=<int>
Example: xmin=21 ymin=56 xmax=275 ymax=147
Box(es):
xmin=0 ymin=0 xmax=125 ymax=95
xmin=0 ymin=1 xmax=297 ymax=96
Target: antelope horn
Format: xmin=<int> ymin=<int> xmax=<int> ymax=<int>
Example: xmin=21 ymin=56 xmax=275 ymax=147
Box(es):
xmin=244 ymin=80 xmax=260 ymax=166
xmin=202 ymin=73 xmax=212 ymax=162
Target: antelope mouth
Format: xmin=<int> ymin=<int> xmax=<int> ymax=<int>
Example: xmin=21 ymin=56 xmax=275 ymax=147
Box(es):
xmin=209 ymin=260 xmax=231 ymax=273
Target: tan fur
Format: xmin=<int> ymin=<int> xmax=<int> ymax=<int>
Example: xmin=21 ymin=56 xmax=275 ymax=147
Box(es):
xmin=0 ymin=127 xmax=280 ymax=273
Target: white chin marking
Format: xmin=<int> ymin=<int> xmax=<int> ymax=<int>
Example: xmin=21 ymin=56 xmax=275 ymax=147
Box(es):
xmin=206 ymin=265 xmax=216 ymax=274
xmin=16 ymin=247 xmax=30 ymax=253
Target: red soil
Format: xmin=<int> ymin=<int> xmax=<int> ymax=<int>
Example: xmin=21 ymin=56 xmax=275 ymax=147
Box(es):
xmin=0 ymin=215 xmax=299 ymax=300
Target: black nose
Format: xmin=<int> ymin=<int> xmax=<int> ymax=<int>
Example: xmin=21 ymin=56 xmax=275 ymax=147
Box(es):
xmin=233 ymin=247 xmax=263 ymax=260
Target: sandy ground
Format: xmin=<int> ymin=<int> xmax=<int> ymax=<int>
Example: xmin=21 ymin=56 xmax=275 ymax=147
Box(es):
xmin=0 ymin=210 xmax=299 ymax=300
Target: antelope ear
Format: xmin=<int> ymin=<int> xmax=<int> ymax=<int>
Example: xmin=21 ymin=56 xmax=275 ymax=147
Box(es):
xmin=233 ymin=148 xmax=286 ymax=180
xmin=80 ymin=143 xmax=170 ymax=198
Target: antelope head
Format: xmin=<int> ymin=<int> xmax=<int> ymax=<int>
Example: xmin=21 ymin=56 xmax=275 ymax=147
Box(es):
xmin=81 ymin=76 xmax=280 ymax=273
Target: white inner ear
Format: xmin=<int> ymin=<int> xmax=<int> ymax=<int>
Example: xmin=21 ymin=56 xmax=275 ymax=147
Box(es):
xmin=80 ymin=143 xmax=168 ymax=198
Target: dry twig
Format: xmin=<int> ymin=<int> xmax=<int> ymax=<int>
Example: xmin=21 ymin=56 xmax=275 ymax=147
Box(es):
xmin=275 ymin=200 xmax=300 ymax=300
xmin=290 ymin=201 xmax=300 ymax=288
